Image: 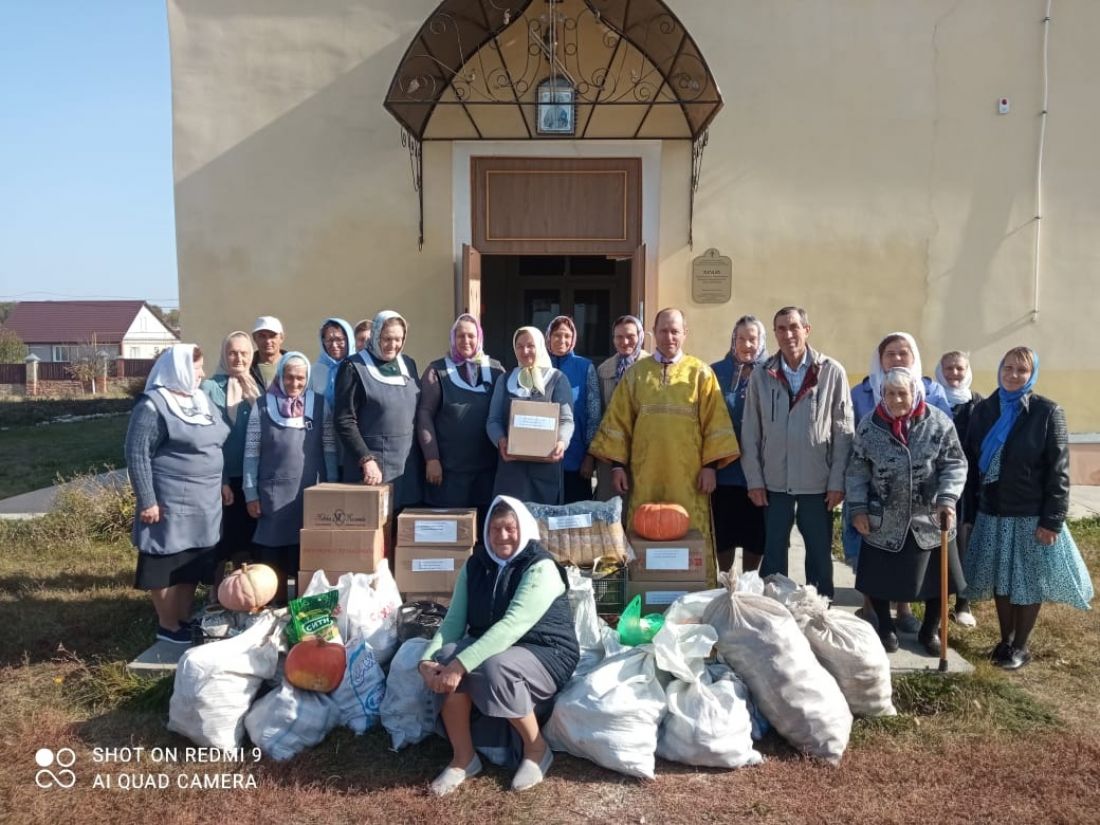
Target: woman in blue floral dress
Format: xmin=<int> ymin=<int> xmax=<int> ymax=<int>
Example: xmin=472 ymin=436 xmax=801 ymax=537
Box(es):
xmin=962 ymin=347 xmax=1093 ymax=670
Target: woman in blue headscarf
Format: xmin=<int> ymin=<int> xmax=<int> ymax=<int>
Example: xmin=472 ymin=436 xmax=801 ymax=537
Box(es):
xmin=710 ymin=315 xmax=768 ymax=575
xmin=310 ymin=317 xmax=355 ymax=408
xmin=962 ymin=346 xmax=1093 ymax=670
xmin=545 ymin=316 xmax=601 ymax=503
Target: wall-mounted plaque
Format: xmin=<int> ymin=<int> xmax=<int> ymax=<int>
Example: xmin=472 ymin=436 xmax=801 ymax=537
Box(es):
xmin=691 ymin=248 xmax=732 ymax=304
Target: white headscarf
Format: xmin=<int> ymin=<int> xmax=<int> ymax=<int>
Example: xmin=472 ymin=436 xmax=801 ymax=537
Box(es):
xmin=145 ymin=344 xmax=214 ymax=425
xmin=217 ymin=331 xmax=260 ymax=425
xmin=509 ymin=326 xmax=552 ymax=396
xmin=869 ymin=331 xmax=926 ymax=407
xmin=483 ymin=495 xmax=541 ymax=567
xmin=935 ymin=354 xmax=974 ymax=407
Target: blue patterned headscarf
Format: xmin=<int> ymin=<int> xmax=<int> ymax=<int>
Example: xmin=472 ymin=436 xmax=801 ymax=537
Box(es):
xmin=978 ymin=349 xmax=1040 ymax=474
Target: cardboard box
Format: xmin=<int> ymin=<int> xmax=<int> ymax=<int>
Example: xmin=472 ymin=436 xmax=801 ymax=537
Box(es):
xmin=507 ymin=400 xmax=560 ymax=461
xmin=627 ymin=579 xmax=712 ymax=612
xmin=394 ymin=546 xmax=471 ymax=597
xmin=299 ymin=528 xmax=387 ymax=574
xmin=628 ymin=529 xmax=708 ymax=582
xmin=396 ymin=508 xmax=477 ymax=548
xmin=303 ymin=483 xmax=391 ymax=530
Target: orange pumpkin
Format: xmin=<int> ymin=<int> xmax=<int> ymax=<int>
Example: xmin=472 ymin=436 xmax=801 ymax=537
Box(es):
xmin=285 ymin=639 xmax=347 ymax=693
xmin=633 ymin=503 xmax=691 ymax=541
xmin=217 ymin=563 xmax=280 ymax=613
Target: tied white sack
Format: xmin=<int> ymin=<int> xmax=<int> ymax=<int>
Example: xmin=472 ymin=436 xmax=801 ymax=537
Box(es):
xmin=167 ymin=612 xmax=282 ymax=750
xmin=653 ymin=622 xmax=762 ymax=769
xmin=706 ymin=662 xmax=770 ymax=741
xmin=702 ymin=572 xmax=852 ymax=765
xmin=244 ymin=681 xmax=341 ymax=761
xmin=543 ymin=646 xmax=666 ymax=780
xmin=331 ymin=638 xmax=388 ymax=734
xmin=303 ymin=568 xmax=403 ymax=665
xmin=566 ymin=567 xmax=622 ymax=676
xmin=781 ymin=585 xmax=896 ymax=718
xmin=380 ymin=637 xmax=439 ymax=750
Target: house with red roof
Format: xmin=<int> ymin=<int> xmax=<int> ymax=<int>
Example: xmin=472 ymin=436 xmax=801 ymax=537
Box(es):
xmin=4 ymin=301 xmax=179 ymax=362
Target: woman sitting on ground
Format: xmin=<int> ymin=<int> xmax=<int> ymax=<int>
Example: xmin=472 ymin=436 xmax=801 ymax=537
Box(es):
xmin=419 ymin=496 xmax=580 ymax=796
xmin=846 ymin=367 xmax=968 ymax=655
xmin=126 ymin=344 xmax=228 ymax=643
xmin=962 ymin=346 xmax=1094 ymax=670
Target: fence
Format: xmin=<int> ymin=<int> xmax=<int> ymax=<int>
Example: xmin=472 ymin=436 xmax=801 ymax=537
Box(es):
xmin=0 ymin=363 xmax=25 ymax=384
xmin=0 ymin=358 xmax=157 ymax=397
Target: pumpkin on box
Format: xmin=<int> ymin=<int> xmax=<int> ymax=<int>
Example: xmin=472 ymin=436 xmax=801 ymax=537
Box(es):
xmin=633 ymin=502 xmax=690 ymax=541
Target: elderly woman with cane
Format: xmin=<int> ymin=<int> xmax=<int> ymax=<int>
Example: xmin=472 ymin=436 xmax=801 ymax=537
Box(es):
xmin=846 ymin=367 xmax=968 ymax=654
xmin=419 ymin=495 xmax=579 ymax=795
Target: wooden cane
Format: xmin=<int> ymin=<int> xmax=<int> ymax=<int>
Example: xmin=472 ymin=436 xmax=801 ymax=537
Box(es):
xmin=939 ymin=509 xmax=950 ymax=673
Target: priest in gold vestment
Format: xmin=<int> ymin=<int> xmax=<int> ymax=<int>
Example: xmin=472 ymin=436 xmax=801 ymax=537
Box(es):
xmin=589 ymin=308 xmax=740 ymax=585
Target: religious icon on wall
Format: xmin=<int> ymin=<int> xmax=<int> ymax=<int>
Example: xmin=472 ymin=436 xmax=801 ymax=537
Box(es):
xmin=537 ymin=77 xmax=575 ymax=135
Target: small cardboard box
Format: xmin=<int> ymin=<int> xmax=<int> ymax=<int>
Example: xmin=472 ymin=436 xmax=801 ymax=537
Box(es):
xmin=303 ymin=483 xmax=391 ymax=530
xmin=507 ymin=400 xmax=560 ymax=461
xmin=394 ymin=546 xmax=471 ymax=597
xmin=628 ymin=529 xmax=708 ymax=582
xmin=396 ymin=508 xmax=477 ymax=548
xmin=299 ymin=528 xmax=387 ymax=574
xmin=627 ymin=579 xmax=712 ymax=612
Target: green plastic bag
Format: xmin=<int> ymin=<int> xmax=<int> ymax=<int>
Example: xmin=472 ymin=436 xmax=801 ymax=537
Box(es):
xmin=286 ymin=589 xmax=342 ymax=645
xmin=617 ymin=595 xmax=665 ymax=646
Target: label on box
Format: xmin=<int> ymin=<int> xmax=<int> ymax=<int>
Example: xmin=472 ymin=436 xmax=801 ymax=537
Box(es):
xmin=514 ymin=414 xmax=557 ymax=431
xmin=548 ymin=513 xmax=593 ymax=530
xmin=412 ymin=558 xmax=456 ymax=573
xmin=644 ymin=590 xmax=689 ymax=606
xmin=414 ymin=520 xmax=458 ymax=544
xmin=645 ymin=547 xmax=690 ymax=571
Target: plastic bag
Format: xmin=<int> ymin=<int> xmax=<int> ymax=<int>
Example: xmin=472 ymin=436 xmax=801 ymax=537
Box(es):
xmin=618 ymin=595 xmax=665 ymax=646
xmin=330 ymin=638 xmax=387 ymax=734
xmin=663 ymin=588 xmax=725 ymax=626
xmin=244 ymin=680 xmax=341 ymax=761
xmin=287 ymin=589 xmax=342 ymax=644
xmin=544 ymin=646 xmax=667 ymax=779
xmin=396 ymin=601 xmax=448 ymax=645
xmin=379 ymin=637 xmax=439 ymax=750
xmin=703 ymin=575 xmax=852 ymax=765
xmin=786 ymin=587 xmax=896 ymax=718
xmin=167 ymin=612 xmax=282 ymax=750
xmin=706 ymin=662 xmax=770 ymax=741
xmin=304 ymin=568 xmax=403 ymax=665
xmin=653 ymin=622 xmax=762 ymax=769
xmin=762 ymin=573 xmax=801 ymax=607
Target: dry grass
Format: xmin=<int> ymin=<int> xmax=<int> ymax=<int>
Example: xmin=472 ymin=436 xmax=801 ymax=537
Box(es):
xmin=1 ymin=507 xmax=1098 ymax=824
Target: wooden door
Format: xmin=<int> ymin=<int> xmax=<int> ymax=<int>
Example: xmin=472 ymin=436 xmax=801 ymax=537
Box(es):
xmin=631 ymin=243 xmax=647 ymax=322
xmin=460 ymin=244 xmax=482 ymax=319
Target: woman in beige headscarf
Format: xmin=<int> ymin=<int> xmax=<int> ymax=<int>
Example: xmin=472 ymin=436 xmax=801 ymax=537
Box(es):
xmin=201 ymin=332 xmax=262 ymax=580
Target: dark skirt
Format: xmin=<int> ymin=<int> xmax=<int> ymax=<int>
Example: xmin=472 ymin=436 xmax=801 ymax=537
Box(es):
xmin=562 ymin=470 xmax=595 ymax=504
xmin=216 ymin=476 xmax=256 ymax=566
xmin=249 ymin=543 xmax=301 ymax=583
xmin=856 ymin=529 xmax=966 ymax=602
xmin=712 ymin=484 xmax=765 ymax=555
xmin=134 ymin=545 xmax=217 ymax=590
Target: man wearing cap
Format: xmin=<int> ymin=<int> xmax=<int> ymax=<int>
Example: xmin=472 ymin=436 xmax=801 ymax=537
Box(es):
xmin=251 ymin=316 xmax=287 ymax=389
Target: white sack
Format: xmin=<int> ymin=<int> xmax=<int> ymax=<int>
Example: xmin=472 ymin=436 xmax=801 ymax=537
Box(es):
xmin=662 ymin=588 xmax=725 ymax=626
xmin=703 ymin=581 xmax=852 ymax=764
xmin=304 ymin=569 xmax=403 ymax=665
xmin=543 ymin=646 xmax=666 ymax=779
xmin=167 ymin=612 xmax=282 ymax=750
xmin=380 ymin=637 xmax=438 ymax=750
xmin=244 ymin=680 xmax=341 ymax=761
xmin=331 ymin=638 xmax=388 ymax=733
xmin=653 ymin=623 xmax=761 ymax=769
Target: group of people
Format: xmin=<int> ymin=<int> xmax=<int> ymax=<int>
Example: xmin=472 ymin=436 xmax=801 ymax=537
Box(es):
xmin=125 ymin=303 xmax=1092 ymax=791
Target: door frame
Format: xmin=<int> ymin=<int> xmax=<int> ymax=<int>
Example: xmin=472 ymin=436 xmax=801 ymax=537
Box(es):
xmin=452 ymin=141 xmax=662 ymax=325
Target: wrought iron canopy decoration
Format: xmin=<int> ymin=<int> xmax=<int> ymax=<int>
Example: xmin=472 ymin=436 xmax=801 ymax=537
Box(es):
xmin=384 ymin=0 xmax=722 ymax=247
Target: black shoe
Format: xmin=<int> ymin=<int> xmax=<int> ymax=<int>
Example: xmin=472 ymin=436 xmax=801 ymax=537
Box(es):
xmin=918 ymin=629 xmax=941 ymax=657
xmin=1000 ymin=646 xmax=1032 ymax=671
xmin=990 ymin=641 xmax=1013 ymax=665
xmin=880 ymin=631 xmax=900 ymax=653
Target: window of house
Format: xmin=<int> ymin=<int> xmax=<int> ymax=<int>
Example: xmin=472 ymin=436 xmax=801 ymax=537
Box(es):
xmin=52 ymin=345 xmax=73 ymax=362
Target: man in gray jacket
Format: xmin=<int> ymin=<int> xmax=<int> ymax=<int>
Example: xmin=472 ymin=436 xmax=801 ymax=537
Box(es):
xmin=740 ymin=306 xmax=854 ymax=598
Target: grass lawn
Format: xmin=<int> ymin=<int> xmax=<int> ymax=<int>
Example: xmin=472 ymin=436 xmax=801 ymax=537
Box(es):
xmin=1 ymin=510 xmax=1098 ymax=824
xmin=0 ymin=416 xmax=127 ymax=499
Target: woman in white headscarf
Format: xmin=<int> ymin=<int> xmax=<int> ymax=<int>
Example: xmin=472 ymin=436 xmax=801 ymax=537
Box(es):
xmin=200 ymin=332 xmax=261 ymax=578
xmin=126 ymin=344 xmax=229 ymax=644
xmin=419 ymin=496 xmax=579 ymax=796
xmin=334 ymin=310 xmax=423 ymax=509
xmin=485 ymin=326 xmax=574 ymax=504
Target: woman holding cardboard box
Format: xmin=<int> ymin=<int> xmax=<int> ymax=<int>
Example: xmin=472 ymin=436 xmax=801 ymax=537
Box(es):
xmin=486 ymin=327 xmax=575 ymax=505
xmin=419 ymin=495 xmax=580 ymax=794
xmin=417 ymin=314 xmax=505 ymax=522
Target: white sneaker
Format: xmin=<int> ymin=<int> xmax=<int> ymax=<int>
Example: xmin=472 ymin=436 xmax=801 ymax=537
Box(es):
xmin=511 ymin=747 xmax=553 ymax=792
xmin=953 ymin=609 xmax=977 ymax=628
xmin=429 ymin=756 xmax=482 ymax=796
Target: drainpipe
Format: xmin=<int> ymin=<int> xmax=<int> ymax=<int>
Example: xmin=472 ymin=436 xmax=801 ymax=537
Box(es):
xmin=1031 ymin=1 xmax=1052 ymax=322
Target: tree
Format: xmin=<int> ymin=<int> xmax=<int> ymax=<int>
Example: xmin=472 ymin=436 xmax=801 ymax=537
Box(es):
xmin=65 ymin=338 xmax=115 ymax=394
xmin=0 ymin=302 xmax=13 ymax=325
xmin=147 ymin=303 xmax=181 ymax=335
xmin=0 ymin=328 xmax=28 ymax=364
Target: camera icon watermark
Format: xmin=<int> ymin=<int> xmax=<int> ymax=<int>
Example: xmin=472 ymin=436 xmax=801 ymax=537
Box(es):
xmin=35 ymin=748 xmax=77 ymax=789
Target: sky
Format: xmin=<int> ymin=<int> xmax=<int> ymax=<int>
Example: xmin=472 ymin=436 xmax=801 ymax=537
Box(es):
xmin=0 ymin=2 xmax=179 ymax=308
